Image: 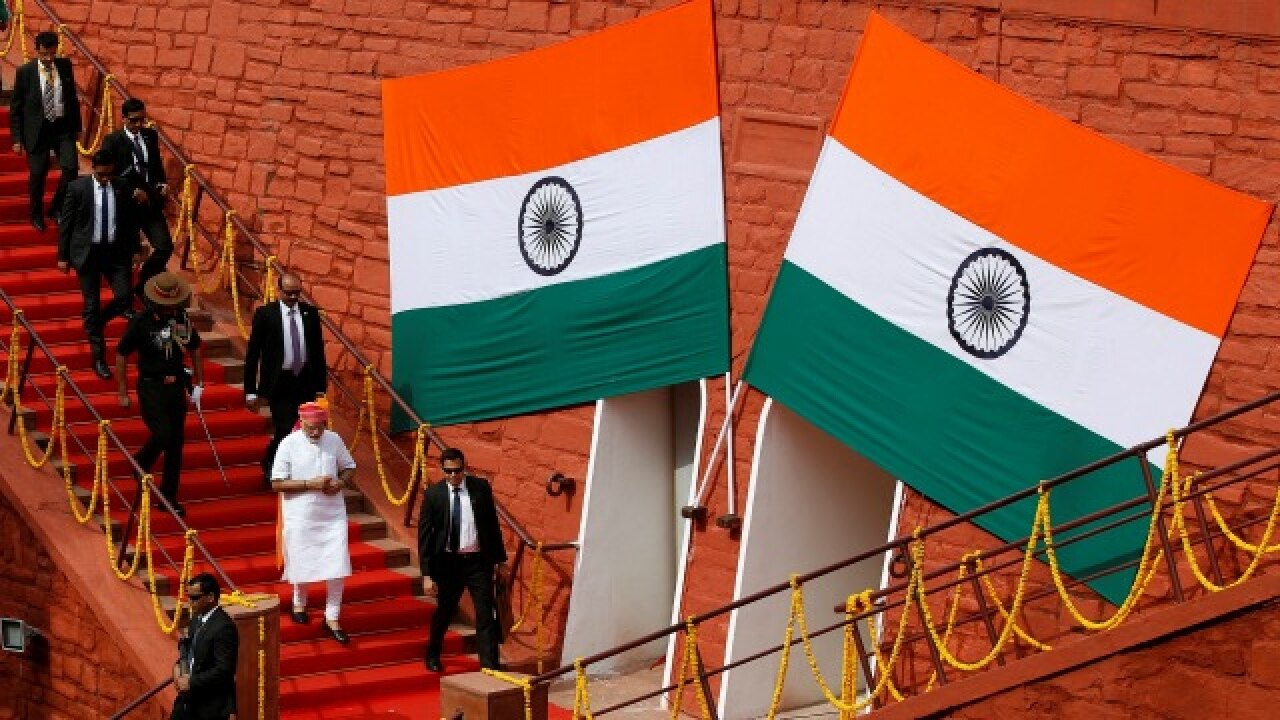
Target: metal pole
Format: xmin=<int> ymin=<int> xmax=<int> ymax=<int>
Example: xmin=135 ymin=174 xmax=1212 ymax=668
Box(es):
xmin=193 ymin=403 xmax=231 ymax=490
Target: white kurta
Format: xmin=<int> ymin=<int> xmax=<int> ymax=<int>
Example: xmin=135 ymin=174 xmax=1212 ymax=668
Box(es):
xmin=273 ymin=429 xmax=356 ymax=583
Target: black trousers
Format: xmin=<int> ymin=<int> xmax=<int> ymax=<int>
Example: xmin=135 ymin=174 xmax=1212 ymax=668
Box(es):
xmin=428 ymin=553 xmax=501 ymax=669
xmin=135 ymin=203 xmax=173 ymax=292
xmin=262 ymin=369 xmax=316 ymax=480
xmin=135 ymin=376 xmax=188 ymax=504
xmin=169 ymin=693 xmax=231 ymax=720
xmin=76 ymin=245 xmax=133 ymax=354
xmin=28 ymin=120 xmax=77 ymax=216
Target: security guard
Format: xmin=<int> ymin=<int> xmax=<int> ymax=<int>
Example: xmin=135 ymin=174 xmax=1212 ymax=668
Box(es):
xmin=116 ymin=272 xmax=205 ymax=516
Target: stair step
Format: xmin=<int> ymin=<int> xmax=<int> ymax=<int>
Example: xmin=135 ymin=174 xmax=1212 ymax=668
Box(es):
xmin=0 ymin=265 xmax=82 ymax=295
xmin=0 ymin=169 xmax=58 ymax=196
xmin=24 ymin=363 xmax=233 ymax=397
xmin=280 ymin=625 xmax=469 ymax=678
xmin=66 ymin=406 xmax=269 ymax=447
xmin=0 ymin=190 xmax=58 ymax=222
xmin=151 ymin=520 xmax=365 ymax=559
xmin=109 ymin=493 xmax=279 ymax=535
xmin=235 ymin=569 xmax=422 ymax=607
xmin=71 ymin=464 xmax=263 ymax=501
xmin=279 ymin=596 xmax=439 ymax=644
xmin=278 ymin=657 xmax=481 ymax=711
xmin=0 ymin=244 xmax=58 ymax=272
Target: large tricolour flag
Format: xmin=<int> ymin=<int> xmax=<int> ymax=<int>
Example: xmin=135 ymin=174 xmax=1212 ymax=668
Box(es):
xmin=744 ymin=13 xmax=1272 ymax=601
xmin=383 ymin=0 xmax=728 ymax=426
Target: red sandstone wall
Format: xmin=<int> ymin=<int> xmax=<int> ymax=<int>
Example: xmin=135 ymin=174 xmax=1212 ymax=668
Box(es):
xmin=28 ymin=0 xmax=1280 ymax=692
xmin=938 ymin=594 xmax=1280 ymax=719
xmin=0 ymin=495 xmax=166 ymax=720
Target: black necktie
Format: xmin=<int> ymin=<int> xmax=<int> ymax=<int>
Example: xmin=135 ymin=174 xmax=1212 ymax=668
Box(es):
xmin=187 ymin=617 xmax=203 ymax=671
xmin=448 ymin=487 xmax=461 ymax=553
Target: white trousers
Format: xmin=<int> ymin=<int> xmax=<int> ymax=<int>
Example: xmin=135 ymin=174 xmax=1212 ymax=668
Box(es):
xmin=293 ymin=578 xmax=344 ymax=622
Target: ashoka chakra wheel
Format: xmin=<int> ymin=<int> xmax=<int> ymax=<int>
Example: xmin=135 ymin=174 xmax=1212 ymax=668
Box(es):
xmin=946 ymin=248 xmax=1031 ymax=359
xmin=518 ymin=176 xmax=583 ymax=276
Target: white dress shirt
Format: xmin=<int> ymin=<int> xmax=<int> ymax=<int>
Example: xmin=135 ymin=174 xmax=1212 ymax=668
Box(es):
xmin=92 ymin=181 xmax=115 ymax=244
xmin=448 ymin=481 xmax=480 ymax=554
xmin=279 ymin=301 xmax=307 ymax=371
xmin=124 ymin=127 xmax=148 ymax=172
xmin=187 ymin=606 xmax=217 ymax=672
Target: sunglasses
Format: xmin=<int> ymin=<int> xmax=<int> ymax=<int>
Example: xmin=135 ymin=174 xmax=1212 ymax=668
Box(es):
xmin=124 ymin=115 xmax=145 ymax=124
xmin=187 ymin=592 xmax=209 ymax=602
xmin=441 ymin=467 xmax=464 ymax=475
xmin=280 ymin=289 xmax=302 ymax=297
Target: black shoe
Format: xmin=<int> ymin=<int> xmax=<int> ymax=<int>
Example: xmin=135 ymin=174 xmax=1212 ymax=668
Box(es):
xmin=290 ymin=609 xmax=309 ymax=625
xmin=325 ymin=623 xmax=350 ymax=646
xmin=122 ymin=308 xmax=139 ymax=321
xmin=93 ymin=358 xmax=112 ymax=380
xmin=425 ymin=655 xmax=443 ymax=672
xmin=30 ymin=215 xmax=45 ymax=232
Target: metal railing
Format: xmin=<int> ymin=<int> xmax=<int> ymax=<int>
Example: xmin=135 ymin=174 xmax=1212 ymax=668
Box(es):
xmin=524 ymin=390 xmax=1280 ymax=717
xmin=107 ymin=678 xmax=172 ymax=720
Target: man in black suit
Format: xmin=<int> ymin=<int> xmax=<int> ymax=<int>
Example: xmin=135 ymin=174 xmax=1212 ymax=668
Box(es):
xmin=173 ymin=573 xmax=238 ymax=720
xmin=11 ymin=31 xmax=81 ymax=231
xmin=244 ymin=271 xmax=328 ymax=485
xmin=57 ymin=150 xmax=138 ymax=380
xmin=102 ymin=98 xmax=171 ymax=296
xmin=418 ymin=447 xmax=508 ymax=672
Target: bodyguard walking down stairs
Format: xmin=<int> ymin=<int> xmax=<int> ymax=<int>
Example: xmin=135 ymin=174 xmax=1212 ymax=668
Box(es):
xmin=418 ymin=447 xmax=507 ymax=672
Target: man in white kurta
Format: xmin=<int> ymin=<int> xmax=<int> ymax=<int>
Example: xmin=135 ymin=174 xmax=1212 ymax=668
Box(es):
xmin=271 ymin=402 xmax=356 ymax=645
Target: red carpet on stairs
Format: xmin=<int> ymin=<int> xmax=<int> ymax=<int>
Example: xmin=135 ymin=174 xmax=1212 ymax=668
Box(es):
xmin=0 ymin=100 xmax=575 ymax=718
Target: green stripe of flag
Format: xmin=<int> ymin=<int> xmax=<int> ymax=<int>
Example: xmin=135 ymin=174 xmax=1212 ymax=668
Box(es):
xmin=393 ymin=245 xmax=729 ymax=427
xmin=745 ymin=261 xmax=1150 ymax=604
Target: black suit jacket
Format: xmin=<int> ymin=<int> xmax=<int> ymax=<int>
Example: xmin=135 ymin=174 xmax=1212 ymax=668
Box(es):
xmin=102 ymin=126 xmax=167 ymax=200
xmin=175 ymin=607 xmax=238 ymax=720
xmin=417 ymin=475 xmax=508 ymax=580
xmin=243 ymin=300 xmax=327 ymax=399
xmin=9 ymin=57 xmax=81 ymax=150
xmin=56 ymin=176 xmax=138 ymax=271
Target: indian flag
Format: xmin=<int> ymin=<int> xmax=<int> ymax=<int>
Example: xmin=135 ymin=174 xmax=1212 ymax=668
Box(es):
xmin=382 ymin=0 xmax=728 ymax=426
xmin=744 ymin=13 xmax=1272 ymax=602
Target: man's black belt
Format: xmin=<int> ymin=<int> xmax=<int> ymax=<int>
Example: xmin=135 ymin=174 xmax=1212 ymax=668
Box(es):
xmin=139 ymin=373 xmax=182 ymax=384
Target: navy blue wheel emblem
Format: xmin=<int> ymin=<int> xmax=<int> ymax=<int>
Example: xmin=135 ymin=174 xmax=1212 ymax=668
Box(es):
xmin=518 ymin=176 xmax=583 ymax=276
xmin=946 ymin=248 xmax=1030 ymax=359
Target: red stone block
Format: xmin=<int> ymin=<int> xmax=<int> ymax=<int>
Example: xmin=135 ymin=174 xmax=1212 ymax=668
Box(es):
xmin=212 ymin=41 xmax=247 ymax=79
xmin=1066 ymin=66 xmax=1121 ymax=99
xmin=1164 ymin=135 xmax=1216 ymax=156
xmin=1127 ymin=81 xmax=1189 ymax=107
xmin=1181 ymin=113 xmax=1235 ymax=135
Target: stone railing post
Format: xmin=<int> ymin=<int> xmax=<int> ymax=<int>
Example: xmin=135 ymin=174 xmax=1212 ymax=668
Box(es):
xmin=224 ymin=597 xmax=280 ymax=720
xmin=439 ymin=672 xmax=549 ymax=720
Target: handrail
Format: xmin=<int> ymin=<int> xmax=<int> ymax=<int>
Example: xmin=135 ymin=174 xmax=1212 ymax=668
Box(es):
xmin=0 ymin=288 xmax=239 ymax=594
xmin=20 ymin=0 xmax=575 ymax=556
xmin=108 ymin=678 xmax=172 ymax=720
xmin=527 ymin=389 xmax=1280 ymax=705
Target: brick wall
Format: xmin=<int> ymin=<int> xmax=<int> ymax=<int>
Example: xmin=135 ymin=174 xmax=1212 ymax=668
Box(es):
xmin=0 ymin=494 xmax=166 ymax=720
xmin=32 ymin=0 xmax=1280 ymax=694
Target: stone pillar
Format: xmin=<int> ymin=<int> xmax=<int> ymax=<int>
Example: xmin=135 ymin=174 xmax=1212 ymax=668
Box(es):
xmin=439 ymin=672 xmax=549 ymax=720
xmin=224 ymin=596 xmax=280 ymax=720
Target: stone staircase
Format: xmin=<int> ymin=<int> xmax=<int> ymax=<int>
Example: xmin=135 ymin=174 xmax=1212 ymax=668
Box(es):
xmin=0 ymin=169 xmax=505 ymax=717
